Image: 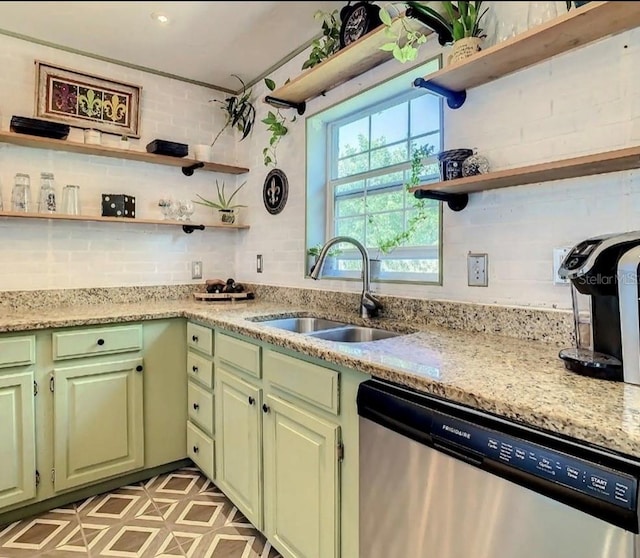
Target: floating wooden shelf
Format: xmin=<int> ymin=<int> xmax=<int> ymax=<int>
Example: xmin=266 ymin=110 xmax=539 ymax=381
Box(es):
xmin=0 ymin=131 xmax=250 ymax=175
xmin=415 ymin=1 xmax=640 ymax=108
xmin=411 ymin=145 xmax=640 ymax=209
xmin=264 ymin=15 xmax=431 ymax=113
xmin=0 ymin=211 xmax=250 ymax=231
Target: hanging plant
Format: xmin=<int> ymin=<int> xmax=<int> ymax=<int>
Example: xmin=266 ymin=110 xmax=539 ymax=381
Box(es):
xmin=302 ymin=10 xmax=341 ymax=70
xmin=261 ymin=78 xmax=297 ymax=167
xmin=210 ymin=75 xmax=256 ymax=147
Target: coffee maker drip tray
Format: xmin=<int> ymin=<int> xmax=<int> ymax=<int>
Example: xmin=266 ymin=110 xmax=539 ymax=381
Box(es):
xmin=558 ymin=348 xmax=622 ymax=381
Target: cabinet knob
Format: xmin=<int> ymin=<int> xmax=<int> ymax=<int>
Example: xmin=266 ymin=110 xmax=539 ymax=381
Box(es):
xmin=193 ymin=403 xmax=200 ymax=411
xmin=97 ymin=338 xmax=105 ymax=346
xmin=192 ymin=365 xmax=198 ymax=373
xmin=193 ymin=445 xmax=199 ymax=454
xmin=248 ymin=396 xmax=255 ymax=405
xmin=262 ymin=403 xmax=270 ymax=414
xmin=136 ymin=365 xmax=143 ymax=373
xmin=192 ymin=335 xmax=199 ymax=342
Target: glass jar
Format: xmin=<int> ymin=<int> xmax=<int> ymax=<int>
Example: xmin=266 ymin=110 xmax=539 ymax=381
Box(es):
xmin=61 ymin=185 xmax=81 ymax=215
xmin=527 ymin=2 xmax=558 ymax=30
xmin=38 ymin=172 xmax=57 ymax=213
xmin=11 ymin=173 xmax=31 ymax=212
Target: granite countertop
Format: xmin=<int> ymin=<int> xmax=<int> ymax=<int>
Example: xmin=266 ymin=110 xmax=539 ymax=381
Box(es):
xmin=2 ymin=299 xmax=639 ymax=458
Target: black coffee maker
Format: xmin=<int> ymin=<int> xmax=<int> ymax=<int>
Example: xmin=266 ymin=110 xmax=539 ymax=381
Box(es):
xmin=558 ymin=232 xmax=640 ymax=380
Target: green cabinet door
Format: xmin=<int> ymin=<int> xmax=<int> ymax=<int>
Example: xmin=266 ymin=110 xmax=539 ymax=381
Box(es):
xmin=215 ymin=367 xmax=263 ymax=529
xmin=263 ymin=394 xmax=340 ymax=558
xmin=53 ymin=358 xmax=144 ymax=491
xmin=0 ymin=371 xmax=36 ymax=509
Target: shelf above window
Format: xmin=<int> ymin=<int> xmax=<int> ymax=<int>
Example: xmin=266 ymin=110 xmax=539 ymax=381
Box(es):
xmin=410 ymin=145 xmax=640 ymax=210
xmin=264 ymin=15 xmax=431 ymax=114
xmin=0 ymin=131 xmax=249 ymax=175
xmin=0 ymin=211 xmax=250 ymax=232
xmin=414 ymin=1 xmax=640 ymax=109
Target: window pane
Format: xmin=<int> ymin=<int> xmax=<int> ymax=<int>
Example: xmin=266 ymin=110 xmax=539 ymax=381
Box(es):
xmin=336 ymin=196 xmax=365 ymax=217
xmin=371 ymin=102 xmax=408 ymax=147
xmin=384 ymin=258 xmax=439 ymax=274
xmin=367 ymin=211 xmax=404 ymax=251
xmin=335 ymin=180 xmax=365 ymax=196
xmin=338 ymin=117 xmax=369 ymax=158
xmin=406 ymin=203 xmax=440 ymax=245
xmin=368 ymin=171 xmax=404 ymax=190
xmin=366 ymin=190 xmax=404 ymax=213
xmin=410 ymin=134 xmax=440 ymax=158
xmin=336 ymin=217 xmax=365 ymax=243
xmin=370 ymin=143 xmax=408 ymax=170
xmin=410 ymin=94 xmax=441 ymax=137
xmin=338 ymin=153 xmax=369 ymax=178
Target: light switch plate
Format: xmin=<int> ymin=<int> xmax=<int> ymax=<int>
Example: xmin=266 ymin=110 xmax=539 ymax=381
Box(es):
xmin=256 ymin=254 xmax=263 ymax=273
xmin=553 ymin=247 xmax=571 ymax=285
xmin=468 ymin=253 xmax=488 ymax=287
xmin=191 ymin=261 xmax=202 ymax=280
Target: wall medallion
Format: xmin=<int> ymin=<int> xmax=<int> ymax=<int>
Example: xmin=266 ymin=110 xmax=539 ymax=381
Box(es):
xmin=263 ymin=169 xmax=289 ymax=215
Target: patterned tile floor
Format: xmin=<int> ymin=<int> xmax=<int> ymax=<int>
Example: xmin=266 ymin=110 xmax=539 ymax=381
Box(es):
xmin=0 ymin=467 xmax=282 ymax=557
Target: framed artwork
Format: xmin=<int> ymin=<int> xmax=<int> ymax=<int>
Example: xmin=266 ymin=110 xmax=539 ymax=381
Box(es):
xmin=34 ymin=61 xmax=142 ymax=137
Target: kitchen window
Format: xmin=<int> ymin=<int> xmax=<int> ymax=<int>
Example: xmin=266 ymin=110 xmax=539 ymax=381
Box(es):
xmin=326 ymin=88 xmax=442 ymax=283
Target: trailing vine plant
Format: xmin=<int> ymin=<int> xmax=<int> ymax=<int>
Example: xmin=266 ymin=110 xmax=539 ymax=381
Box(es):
xmin=262 ymin=78 xmax=297 ymax=167
xmin=302 ymin=10 xmax=341 ymax=70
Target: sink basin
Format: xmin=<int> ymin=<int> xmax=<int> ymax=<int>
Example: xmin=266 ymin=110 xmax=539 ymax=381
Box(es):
xmin=307 ymin=326 xmax=401 ymax=343
xmin=256 ymin=317 xmax=350 ymax=334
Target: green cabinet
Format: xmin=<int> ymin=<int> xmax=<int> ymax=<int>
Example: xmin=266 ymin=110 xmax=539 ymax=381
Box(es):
xmin=0 ymin=371 xmax=36 ymax=509
xmin=263 ymin=394 xmax=340 ymax=558
xmin=215 ymin=367 xmax=263 ymax=529
xmin=53 ymin=357 xmax=144 ymax=491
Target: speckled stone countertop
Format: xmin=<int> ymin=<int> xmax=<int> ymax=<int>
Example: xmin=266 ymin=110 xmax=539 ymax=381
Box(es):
xmin=2 ymin=299 xmax=639 ymax=458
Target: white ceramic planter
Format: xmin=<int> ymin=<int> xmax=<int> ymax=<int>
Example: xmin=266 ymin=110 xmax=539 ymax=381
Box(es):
xmin=218 ymin=208 xmax=237 ymax=225
xmin=193 ymin=144 xmax=211 ymax=162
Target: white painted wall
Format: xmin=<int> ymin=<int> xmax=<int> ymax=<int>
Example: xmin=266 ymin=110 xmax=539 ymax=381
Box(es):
xmin=0 ymin=33 xmax=242 ymax=291
xmin=236 ymin=3 xmax=640 ymax=310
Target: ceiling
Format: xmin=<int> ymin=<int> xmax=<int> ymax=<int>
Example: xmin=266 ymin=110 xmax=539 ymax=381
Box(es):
xmin=0 ymin=1 xmax=345 ymax=92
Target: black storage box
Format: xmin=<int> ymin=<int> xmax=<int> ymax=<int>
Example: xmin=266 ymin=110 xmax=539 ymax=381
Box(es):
xmin=145 ymin=139 xmax=188 ymax=158
xmin=10 ymin=116 xmax=69 ymax=140
xmin=101 ymin=194 xmax=136 ymax=218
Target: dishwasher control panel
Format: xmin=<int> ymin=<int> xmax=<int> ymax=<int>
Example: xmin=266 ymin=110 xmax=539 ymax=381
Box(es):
xmin=432 ymin=412 xmax=637 ymax=511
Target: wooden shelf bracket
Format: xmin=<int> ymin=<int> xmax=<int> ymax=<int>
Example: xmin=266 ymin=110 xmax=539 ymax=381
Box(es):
xmin=182 ymin=224 xmax=206 ymax=234
xmin=414 ymin=189 xmax=469 ymax=212
xmin=413 ymin=77 xmax=466 ymax=109
xmin=181 ymin=161 xmax=205 ymax=176
xmin=264 ymin=96 xmax=306 ymax=115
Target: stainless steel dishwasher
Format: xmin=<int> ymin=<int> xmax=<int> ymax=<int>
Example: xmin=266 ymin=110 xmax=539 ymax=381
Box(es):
xmin=358 ymin=379 xmax=640 ymax=558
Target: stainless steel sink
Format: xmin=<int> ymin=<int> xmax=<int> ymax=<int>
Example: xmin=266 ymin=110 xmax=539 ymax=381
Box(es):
xmin=256 ymin=317 xmax=350 ymax=333
xmin=307 ymin=326 xmax=401 ymax=343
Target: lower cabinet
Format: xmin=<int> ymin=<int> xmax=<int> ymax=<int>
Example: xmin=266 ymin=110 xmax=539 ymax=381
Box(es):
xmin=0 ymin=371 xmax=36 ymax=508
xmin=263 ymin=394 xmax=340 ymax=558
xmin=216 ymin=367 xmax=263 ymax=529
xmin=53 ymin=357 xmax=144 ymax=491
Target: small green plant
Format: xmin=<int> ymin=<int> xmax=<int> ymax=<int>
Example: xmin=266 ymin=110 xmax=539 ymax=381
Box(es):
xmin=307 ymin=243 xmax=343 ymax=257
xmin=262 ymin=78 xmax=297 ymax=167
xmin=302 ymin=10 xmax=341 ymax=70
xmin=193 ymin=180 xmax=247 ymax=211
xmin=210 ymin=76 xmax=256 ymax=147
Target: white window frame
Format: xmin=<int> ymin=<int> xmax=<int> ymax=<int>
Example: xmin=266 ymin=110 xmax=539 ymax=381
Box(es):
xmin=324 ymin=89 xmax=443 ymax=283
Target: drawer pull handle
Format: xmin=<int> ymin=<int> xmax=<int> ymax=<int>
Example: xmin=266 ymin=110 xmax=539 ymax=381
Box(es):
xmin=193 ymin=445 xmax=199 ymax=454
xmin=262 ymin=403 xmax=270 ymax=414
xmin=97 ymin=338 xmax=105 ymax=346
xmin=193 ymin=403 xmax=200 ymax=411
xmin=192 ymin=335 xmax=199 ymax=342
xmin=192 ymin=365 xmax=198 ymax=373
xmin=248 ymin=396 xmax=255 ymax=405
xmin=136 ymin=365 xmax=143 ymax=373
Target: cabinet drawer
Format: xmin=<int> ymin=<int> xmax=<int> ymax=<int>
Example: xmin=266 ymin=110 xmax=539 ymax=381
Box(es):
xmin=264 ymin=350 xmax=339 ymax=415
xmin=217 ymin=333 xmax=261 ymax=378
xmin=53 ymin=325 xmax=142 ymax=361
xmin=187 ymin=323 xmax=213 ymax=356
xmin=187 ymin=421 xmax=214 ymax=481
xmin=0 ymin=336 xmax=35 ymax=368
xmin=188 ymin=380 xmax=214 ymax=436
xmin=187 ymin=352 xmax=214 ymax=389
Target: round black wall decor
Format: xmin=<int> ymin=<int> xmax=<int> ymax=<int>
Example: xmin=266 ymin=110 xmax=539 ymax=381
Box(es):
xmin=263 ymin=169 xmax=289 ymax=215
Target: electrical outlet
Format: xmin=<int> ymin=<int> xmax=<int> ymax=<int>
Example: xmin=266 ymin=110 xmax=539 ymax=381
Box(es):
xmin=256 ymin=254 xmax=263 ymax=273
xmin=553 ymin=247 xmax=571 ymax=285
xmin=467 ymin=253 xmax=488 ymax=287
xmin=191 ymin=261 xmax=202 ymax=280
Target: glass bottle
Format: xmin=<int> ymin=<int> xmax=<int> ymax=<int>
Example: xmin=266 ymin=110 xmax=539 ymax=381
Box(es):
xmin=61 ymin=185 xmax=81 ymax=215
xmin=38 ymin=172 xmax=57 ymax=213
xmin=11 ymin=173 xmax=31 ymax=212
xmin=527 ymin=2 xmax=558 ymax=30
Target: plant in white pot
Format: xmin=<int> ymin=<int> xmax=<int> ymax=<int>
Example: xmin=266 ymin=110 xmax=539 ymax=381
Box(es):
xmin=193 ymin=180 xmax=247 ymax=225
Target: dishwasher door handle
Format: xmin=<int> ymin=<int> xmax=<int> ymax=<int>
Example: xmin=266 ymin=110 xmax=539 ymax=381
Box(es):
xmin=433 ymin=440 xmax=482 ymax=467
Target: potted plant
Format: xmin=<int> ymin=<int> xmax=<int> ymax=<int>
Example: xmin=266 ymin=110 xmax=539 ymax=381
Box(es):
xmin=193 ymin=180 xmax=247 ymax=225
xmin=302 ymin=10 xmax=341 ymax=70
xmin=119 ymin=134 xmax=130 ymax=151
xmin=306 ymin=243 xmax=343 ymax=275
xmin=194 ymin=76 xmax=256 ymax=163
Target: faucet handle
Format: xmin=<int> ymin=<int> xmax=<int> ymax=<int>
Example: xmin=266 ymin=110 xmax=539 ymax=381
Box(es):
xmin=362 ymin=292 xmax=382 ymax=318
